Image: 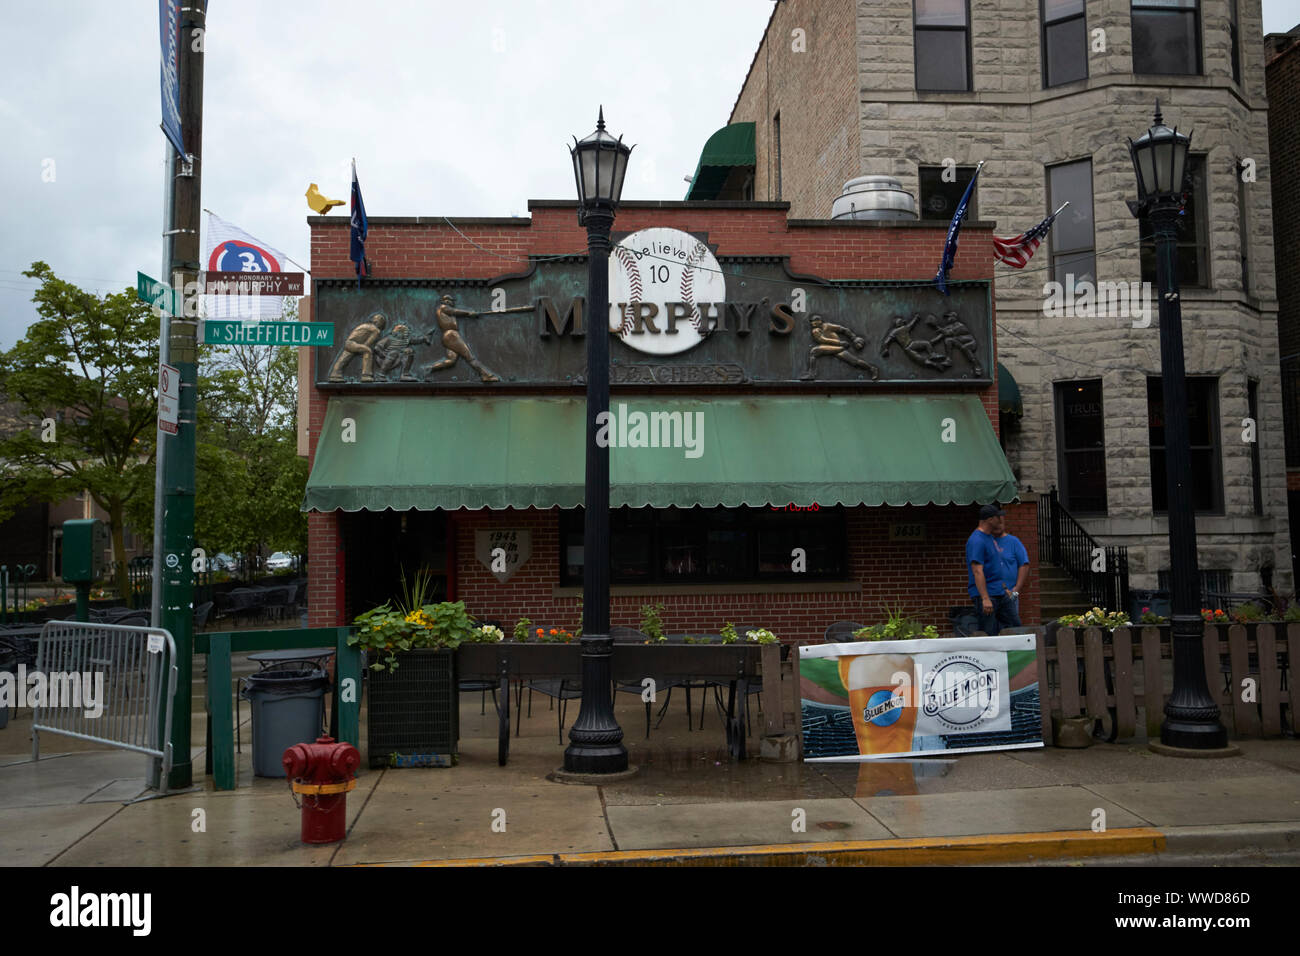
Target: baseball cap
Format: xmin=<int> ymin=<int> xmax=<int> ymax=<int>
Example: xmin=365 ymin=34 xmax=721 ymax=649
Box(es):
xmin=978 ymin=504 xmax=1006 ymax=520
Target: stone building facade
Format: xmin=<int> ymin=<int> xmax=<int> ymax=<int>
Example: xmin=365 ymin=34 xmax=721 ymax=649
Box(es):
xmin=726 ymin=0 xmax=1290 ymax=594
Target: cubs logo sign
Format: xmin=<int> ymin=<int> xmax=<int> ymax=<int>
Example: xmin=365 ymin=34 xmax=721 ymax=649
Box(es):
xmin=208 ymin=239 xmax=281 ymax=274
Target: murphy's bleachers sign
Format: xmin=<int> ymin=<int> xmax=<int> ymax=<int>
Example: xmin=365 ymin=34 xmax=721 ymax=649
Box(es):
xmin=314 ymin=227 xmax=992 ymax=388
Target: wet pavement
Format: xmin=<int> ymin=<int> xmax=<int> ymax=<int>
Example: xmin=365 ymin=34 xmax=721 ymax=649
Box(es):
xmin=2 ymin=669 xmax=1299 ymax=866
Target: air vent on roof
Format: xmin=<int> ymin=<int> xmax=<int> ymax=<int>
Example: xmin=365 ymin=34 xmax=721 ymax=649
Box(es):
xmin=830 ymin=175 xmax=918 ymax=221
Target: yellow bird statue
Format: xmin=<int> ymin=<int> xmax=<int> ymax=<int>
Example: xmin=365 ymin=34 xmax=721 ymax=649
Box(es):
xmin=306 ymin=183 xmax=345 ymax=215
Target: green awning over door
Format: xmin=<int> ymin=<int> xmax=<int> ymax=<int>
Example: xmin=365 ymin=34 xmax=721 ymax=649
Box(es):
xmin=302 ymin=394 xmax=1018 ymax=512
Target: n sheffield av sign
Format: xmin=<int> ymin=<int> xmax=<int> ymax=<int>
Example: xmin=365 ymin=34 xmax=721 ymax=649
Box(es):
xmin=315 ymin=226 xmax=992 ymax=388
xmin=204 ymin=321 xmax=333 ymax=346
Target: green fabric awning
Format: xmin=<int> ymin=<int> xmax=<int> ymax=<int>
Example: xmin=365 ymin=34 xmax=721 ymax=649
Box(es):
xmin=303 ymin=395 xmax=1017 ymax=512
xmin=684 ymin=122 xmax=756 ymax=200
xmin=998 ymin=361 xmax=1023 ymax=419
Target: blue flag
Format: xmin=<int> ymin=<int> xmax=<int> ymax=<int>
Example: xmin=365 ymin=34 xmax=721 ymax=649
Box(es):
xmin=934 ymin=162 xmax=983 ymax=296
xmin=350 ymin=160 xmax=368 ymax=288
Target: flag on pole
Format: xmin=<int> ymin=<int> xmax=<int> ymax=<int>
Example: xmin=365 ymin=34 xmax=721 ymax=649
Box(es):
xmin=203 ymin=212 xmax=292 ymax=319
xmin=350 ymin=159 xmax=369 ymax=288
xmin=992 ymin=202 xmax=1069 ymax=268
xmin=934 ymin=161 xmax=984 ymax=297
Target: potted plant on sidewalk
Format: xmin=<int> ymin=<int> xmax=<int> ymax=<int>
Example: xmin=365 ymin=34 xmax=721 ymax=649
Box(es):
xmin=350 ymin=570 xmax=484 ymax=768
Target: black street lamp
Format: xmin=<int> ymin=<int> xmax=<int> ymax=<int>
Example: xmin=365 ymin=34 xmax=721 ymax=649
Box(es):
xmin=564 ymin=108 xmax=632 ymax=774
xmin=1126 ymin=103 xmax=1232 ymax=754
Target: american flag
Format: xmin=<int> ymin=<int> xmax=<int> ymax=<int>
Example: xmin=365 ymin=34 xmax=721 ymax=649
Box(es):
xmin=992 ymin=202 xmax=1068 ymax=268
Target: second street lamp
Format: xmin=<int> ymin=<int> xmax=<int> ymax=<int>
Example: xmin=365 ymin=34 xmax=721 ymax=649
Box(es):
xmin=1126 ymin=102 xmax=1232 ymax=754
xmin=564 ymin=108 xmax=632 ymax=774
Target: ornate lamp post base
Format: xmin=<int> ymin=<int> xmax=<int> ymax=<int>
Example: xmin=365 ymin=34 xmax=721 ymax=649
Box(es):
xmin=1148 ymin=741 xmax=1241 ymax=759
xmin=551 ymin=765 xmax=641 ymax=784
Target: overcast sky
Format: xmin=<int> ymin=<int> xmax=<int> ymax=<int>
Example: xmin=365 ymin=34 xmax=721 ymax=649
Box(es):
xmin=1 ymin=0 xmax=1296 ymax=350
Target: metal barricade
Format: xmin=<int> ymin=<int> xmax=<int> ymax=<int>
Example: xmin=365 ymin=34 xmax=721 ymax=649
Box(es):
xmin=31 ymin=621 xmax=179 ymax=793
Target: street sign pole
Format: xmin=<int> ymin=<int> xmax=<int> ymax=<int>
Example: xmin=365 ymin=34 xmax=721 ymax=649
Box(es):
xmin=158 ymin=0 xmax=206 ymax=790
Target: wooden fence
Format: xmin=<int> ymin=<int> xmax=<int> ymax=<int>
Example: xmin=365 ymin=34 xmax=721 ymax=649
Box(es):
xmin=1037 ymin=623 xmax=1297 ymax=741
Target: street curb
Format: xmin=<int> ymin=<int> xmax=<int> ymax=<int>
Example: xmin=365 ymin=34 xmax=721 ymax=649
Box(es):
xmin=1158 ymin=823 xmax=1300 ymax=856
xmin=388 ymin=828 xmax=1166 ymax=867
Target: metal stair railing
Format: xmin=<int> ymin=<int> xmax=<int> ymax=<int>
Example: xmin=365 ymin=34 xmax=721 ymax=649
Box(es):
xmin=1037 ymin=486 xmax=1129 ymax=613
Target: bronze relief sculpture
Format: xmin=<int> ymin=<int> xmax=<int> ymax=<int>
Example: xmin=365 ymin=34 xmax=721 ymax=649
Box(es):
xmin=327 ymin=311 xmax=389 ymax=382
xmin=801 ymin=315 xmax=880 ymax=381
xmin=421 ymin=294 xmax=500 ymax=383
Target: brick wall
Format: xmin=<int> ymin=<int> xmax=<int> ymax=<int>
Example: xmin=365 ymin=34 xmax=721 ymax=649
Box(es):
xmin=727 ymin=0 xmax=858 ymax=216
xmin=1268 ymin=34 xmax=1300 ymax=361
xmin=449 ymin=503 xmax=1038 ymax=643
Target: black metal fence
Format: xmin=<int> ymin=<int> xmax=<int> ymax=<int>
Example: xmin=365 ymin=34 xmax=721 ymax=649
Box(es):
xmin=0 ymin=563 xmax=39 ymax=624
xmin=126 ymin=556 xmax=213 ymax=611
xmin=1038 ymin=487 xmax=1130 ymax=612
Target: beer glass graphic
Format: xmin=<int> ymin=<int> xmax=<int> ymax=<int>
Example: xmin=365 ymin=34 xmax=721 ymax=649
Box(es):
xmin=840 ymin=654 xmax=918 ymax=756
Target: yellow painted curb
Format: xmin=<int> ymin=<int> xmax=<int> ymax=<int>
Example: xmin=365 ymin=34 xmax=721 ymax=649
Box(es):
xmin=372 ymin=828 xmax=1166 ymax=867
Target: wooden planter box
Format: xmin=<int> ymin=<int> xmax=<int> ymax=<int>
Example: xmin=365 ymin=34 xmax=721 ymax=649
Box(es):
xmin=366 ymin=647 xmax=458 ymax=768
xmin=1039 ymin=621 xmax=1297 ymax=741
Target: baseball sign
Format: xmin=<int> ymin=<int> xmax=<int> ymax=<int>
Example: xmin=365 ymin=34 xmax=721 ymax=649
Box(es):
xmin=609 ymin=227 xmax=726 ymax=356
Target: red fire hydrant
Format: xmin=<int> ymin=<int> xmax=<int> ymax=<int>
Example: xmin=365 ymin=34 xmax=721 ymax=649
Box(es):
xmin=283 ymin=735 xmax=361 ymax=845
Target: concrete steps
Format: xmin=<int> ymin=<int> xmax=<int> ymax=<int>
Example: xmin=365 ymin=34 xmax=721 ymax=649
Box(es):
xmin=1038 ymin=565 xmax=1091 ymax=622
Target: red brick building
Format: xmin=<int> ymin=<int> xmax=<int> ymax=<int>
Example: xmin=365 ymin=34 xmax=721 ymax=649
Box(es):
xmin=302 ymin=199 xmax=1036 ymax=642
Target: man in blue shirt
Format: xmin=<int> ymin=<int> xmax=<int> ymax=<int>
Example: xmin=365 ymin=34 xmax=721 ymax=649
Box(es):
xmin=995 ymin=526 xmax=1030 ymax=625
xmin=965 ymin=504 xmax=1019 ymax=635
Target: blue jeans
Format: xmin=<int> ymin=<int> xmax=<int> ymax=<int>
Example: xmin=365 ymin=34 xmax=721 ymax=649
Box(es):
xmin=973 ymin=593 xmax=1020 ymax=635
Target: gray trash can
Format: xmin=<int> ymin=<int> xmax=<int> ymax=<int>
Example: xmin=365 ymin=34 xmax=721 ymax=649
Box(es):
xmin=239 ymin=665 xmax=329 ymax=777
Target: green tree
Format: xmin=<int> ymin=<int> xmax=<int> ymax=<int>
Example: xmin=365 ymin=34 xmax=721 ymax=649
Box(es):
xmin=0 ymin=263 xmax=159 ymax=597
xmin=128 ymin=299 xmax=309 ymax=577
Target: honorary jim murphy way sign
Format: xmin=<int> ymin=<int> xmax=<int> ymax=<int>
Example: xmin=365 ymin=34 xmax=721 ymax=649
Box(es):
xmin=314 ymin=226 xmax=992 ymax=388
xmin=798 ymin=635 xmax=1043 ymax=760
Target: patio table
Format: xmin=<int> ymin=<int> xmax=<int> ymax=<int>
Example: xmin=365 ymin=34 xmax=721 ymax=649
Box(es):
xmin=457 ymin=641 xmax=762 ymax=766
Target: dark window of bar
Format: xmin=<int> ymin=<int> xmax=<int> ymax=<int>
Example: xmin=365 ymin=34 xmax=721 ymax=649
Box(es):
xmin=559 ymin=505 xmax=848 ymax=586
xmin=1055 ymin=379 xmax=1108 ymax=514
xmin=1147 ymin=376 xmax=1223 ymax=514
xmin=919 ymin=164 xmax=979 ymax=221
xmin=1140 ymin=154 xmax=1208 ymax=288
xmin=915 ymin=0 xmax=972 ymax=91
xmin=1042 ymin=0 xmax=1088 ymax=87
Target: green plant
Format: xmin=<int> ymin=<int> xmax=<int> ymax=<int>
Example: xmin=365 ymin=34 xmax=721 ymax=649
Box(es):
xmin=1230 ymin=602 xmax=1265 ymax=624
xmin=534 ymin=626 xmax=575 ymax=643
xmin=513 ymin=617 xmax=532 ymax=641
xmin=744 ymin=627 xmax=778 ymax=645
xmin=1138 ymin=606 xmax=1167 ymax=624
xmin=1058 ymin=607 xmax=1130 ymax=630
xmin=639 ymin=602 xmax=666 ymax=642
xmin=853 ymin=605 xmax=940 ymax=641
xmin=575 ymin=599 xmax=583 ymax=639
xmin=396 ymin=566 xmax=437 ymax=616
xmin=349 ymin=599 xmax=478 ymax=671
xmin=473 ymin=624 xmax=505 ymax=642
xmin=719 ymin=621 xmax=739 ymax=644
xmin=1286 ymin=605 xmax=1300 ymax=623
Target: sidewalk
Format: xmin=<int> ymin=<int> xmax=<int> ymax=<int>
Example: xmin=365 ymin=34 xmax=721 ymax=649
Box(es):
xmin=2 ymin=677 xmax=1298 ymax=867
